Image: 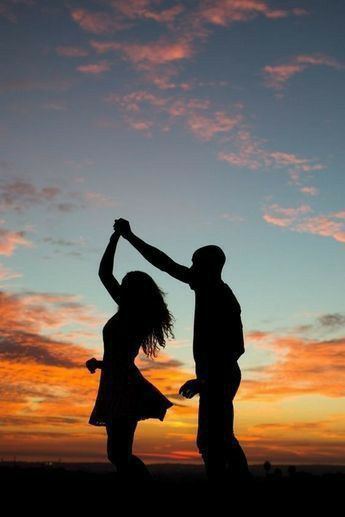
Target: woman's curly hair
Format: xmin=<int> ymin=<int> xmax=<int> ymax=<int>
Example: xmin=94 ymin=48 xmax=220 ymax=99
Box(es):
xmin=119 ymin=271 xmax=174 ymax=358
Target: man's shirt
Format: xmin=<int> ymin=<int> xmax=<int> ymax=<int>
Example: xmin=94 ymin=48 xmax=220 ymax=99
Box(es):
xmin=189 ymin=276 xmax=244 ymax=382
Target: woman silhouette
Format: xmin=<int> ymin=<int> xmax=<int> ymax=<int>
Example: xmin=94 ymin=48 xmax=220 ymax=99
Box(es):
xmin=86 ymin=222 xmax=173 ymax=479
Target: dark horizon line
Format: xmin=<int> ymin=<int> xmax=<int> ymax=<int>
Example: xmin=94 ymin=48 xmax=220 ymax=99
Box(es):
xmin=1 ymin=460 xmax=345 ymax=467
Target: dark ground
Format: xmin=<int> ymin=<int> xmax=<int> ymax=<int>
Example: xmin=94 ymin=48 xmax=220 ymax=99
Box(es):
xmin=1 ymin=462 xmax=344 ymax=509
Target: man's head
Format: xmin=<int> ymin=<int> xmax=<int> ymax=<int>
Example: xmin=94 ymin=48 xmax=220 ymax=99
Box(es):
xmin=191 ymin=245 xmax=226 ymax=276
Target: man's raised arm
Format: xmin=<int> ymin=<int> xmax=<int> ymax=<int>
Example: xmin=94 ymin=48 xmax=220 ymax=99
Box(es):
xmin=115 ymin=219 xmax=191 ymax=284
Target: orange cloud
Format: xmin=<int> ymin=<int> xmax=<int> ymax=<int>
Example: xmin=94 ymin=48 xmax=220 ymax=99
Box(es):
xmin=0 ymin=228 xmax=32 ymax=256
xmin=1 ymin=286 xmax=344 ymax=464
xmin=242 ymin=331 xmax=345 ymax=399
xmin=263 ymin=53 xmax=343 ymax=90
xmin=263 ymin=204 xmax=345 ymax=244
xmin=0 ymin=286 xmax=194 ymax=462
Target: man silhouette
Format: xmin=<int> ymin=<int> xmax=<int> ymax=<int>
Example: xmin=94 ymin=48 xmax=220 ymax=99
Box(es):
xmin=115 ymin=218 xmax=249 ymax=481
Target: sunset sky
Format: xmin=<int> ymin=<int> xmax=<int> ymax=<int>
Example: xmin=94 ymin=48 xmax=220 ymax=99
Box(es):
xmin=1 ymin=0 xmax=344 ymax=465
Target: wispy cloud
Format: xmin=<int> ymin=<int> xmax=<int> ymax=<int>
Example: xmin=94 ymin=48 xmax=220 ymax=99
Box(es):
xmin=0 ymin=178 xmax=116 ymax=214
xmin=83 ymin=191 xmax=116 ymax=208
xmin=263 ymin=53 xmax=343 ymax=90
xmin=71 ymin=2 xmax=185 ymax=35
xmin=67 ymin=1 xmax=308 ymax=90
xmin=263 ymin=203 xmax=345 ymax=243
xmin=0 ymin=227 xmax=32 ymax=256
xmin=0 ymin=180 xmax=60 ymax=212
xmin=56 ymin=46 xmax=88 ymax=58
xmin=318 ymin=313 xmax=345 ymax=329
xmin=76 ymin=60 xmax=111 ymax=75
xmin=219 ymin=129 xmax=324 ymax=188
xmin=195 ymin=0 xmax=307 ymax=27
xmin=90 ymin=38 xmax=193 ymax=67
xmin=0 ymin=263 xmax=22 ymax=282
xmin=300 ymin=186 xmax=319 ymax=196
xmin=243 ymin=329 xmax=345 ymax=399
xmin=0 ymin=0 xmax=36 ymax=24
xmin=105 ymin=89 xmax=243 ymax=141
xmin=70 ymin=8 xmax=127 ymax=34
xmin=186 ymin=111 xmax=242 ymax=141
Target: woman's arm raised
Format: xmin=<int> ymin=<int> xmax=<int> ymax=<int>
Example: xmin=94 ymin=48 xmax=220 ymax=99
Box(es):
xmin=98 ymin=230 xmax=121 ymax=304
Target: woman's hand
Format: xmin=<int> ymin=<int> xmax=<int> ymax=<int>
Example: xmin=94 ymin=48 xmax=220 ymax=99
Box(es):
xmin=109 ymin=219 xmax=121 ymax=243
xmin=86 ymin=357 xmax=98 ymax=374
xmin=113 ymin=218 xmax=131 ymax=238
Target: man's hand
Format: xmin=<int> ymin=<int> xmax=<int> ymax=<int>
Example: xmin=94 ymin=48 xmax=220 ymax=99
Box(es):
xmin=179 ymin=379 xmax=202 ymax=399
xmin=86 ymin=358 xmax=98 ymax=374
xmin=114 ymin=218 xmax=131 ymax=238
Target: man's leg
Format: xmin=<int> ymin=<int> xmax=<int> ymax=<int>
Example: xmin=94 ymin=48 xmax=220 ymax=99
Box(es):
xmin=224 ymin=400 xmax=250 ymax=479
xmin=197 ymin=390 xmax=227 ymax=482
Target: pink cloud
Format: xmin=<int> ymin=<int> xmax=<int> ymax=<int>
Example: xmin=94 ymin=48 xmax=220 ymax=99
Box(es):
xmin=125 ymin=118 xmax=154 ymax=134
xmin=186 ymin=111 xmax=242 ymax=141
xmin=76 ymin=61 xmax=111 ymax=75
xmin=333 ymin=211 xmax=345 ymax=219
xmin=196 ymin=0 xmax=307 ymax=26
xmin=90 ymin=38 xmax=193 ymax=67
xmin=219 ymin=129 xmax=324 ymax=183
xmin=105 ymin=90 xmax=168 ymax=112
xmin=83 ymin=191 xmax=116 ymax=208
xmin=0 ymin=228 xmax=32 ymax=256
xmin=263 ymin=63 xmax=305 ymax=89
xmin=142 ymin=4 xmax=185 ymax=23
xmin=296 ymin=216 xmax=345 ymax=244
xmin=0 ymin=263 xmax=22 ymax=282
xmin=106 ymin=89 xmax=242 ymax=140
xmin=70 ymin=8 xmax=125 ymax=34
xmin=262 ymin=204 xmax=311 ymax=228
xmin=300 ymin=186 xmax=319 ymax=196
xmin=263 ymin=53 xmax=343 ymax=90
xmin=56 ymin=46 xmax=88 ymax=58
xmin=263 ymin=203 xmax=345 ymax=244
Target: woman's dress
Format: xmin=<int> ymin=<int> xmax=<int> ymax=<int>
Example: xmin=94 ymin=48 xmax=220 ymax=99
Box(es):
xmin=89 ymin=313 xmax=173 ymax=426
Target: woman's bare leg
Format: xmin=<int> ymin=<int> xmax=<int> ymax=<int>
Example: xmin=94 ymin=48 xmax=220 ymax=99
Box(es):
xmin=106 ymin=419 xmax=150 ymax=479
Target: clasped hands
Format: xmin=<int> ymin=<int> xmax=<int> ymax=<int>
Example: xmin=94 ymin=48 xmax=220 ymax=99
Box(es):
xmin=110 ymin=218 xmax=131 ymax=240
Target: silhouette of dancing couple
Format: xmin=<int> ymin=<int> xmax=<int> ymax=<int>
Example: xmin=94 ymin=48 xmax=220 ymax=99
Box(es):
xmin=86 ymin=219 xmax=249 ymax=483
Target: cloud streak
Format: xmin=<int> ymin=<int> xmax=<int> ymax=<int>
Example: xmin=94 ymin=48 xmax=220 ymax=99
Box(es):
xmin=263 ymin=204 xmax=345 ymax=243
xmin=263 ymin=53 xmax=343 ymax=90
xmin=0 ymin=227 xmax=32 ymax=256
xmin=243 ymin=330 xmax=345 ymax=399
